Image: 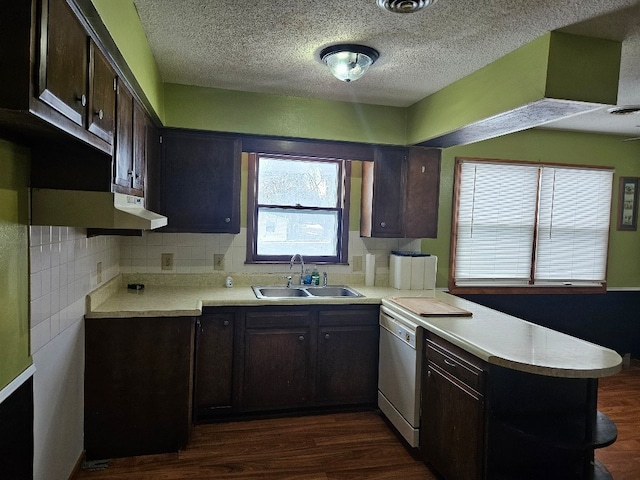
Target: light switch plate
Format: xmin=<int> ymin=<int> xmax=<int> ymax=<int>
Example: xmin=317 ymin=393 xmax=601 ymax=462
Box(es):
xmin=161 ymin=253 xmax=174 ymax=270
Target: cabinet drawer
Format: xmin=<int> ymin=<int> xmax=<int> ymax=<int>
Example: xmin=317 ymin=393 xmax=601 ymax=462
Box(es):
xmin=426 ymin=337 xmax=485 ymax=394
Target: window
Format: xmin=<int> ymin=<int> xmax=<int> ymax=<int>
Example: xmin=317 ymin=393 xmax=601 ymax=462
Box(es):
xmin=450 ymin=158 xmax=613 ymax=293
xmin=247 ymin=153 xmax=350 ymax=264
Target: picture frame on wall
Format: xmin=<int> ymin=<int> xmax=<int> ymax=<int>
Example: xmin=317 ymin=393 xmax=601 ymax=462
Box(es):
xmin=618 ymin=177 xmax=639 ymax=231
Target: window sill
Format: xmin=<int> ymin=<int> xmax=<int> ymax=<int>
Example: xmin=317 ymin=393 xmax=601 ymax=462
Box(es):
xmin=448 ymin=283 xmax=607 ymax=295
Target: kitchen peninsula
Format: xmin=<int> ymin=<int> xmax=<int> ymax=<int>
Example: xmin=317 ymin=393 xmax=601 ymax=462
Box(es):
xmin=85 ymin=275 xmax=622 ymax=479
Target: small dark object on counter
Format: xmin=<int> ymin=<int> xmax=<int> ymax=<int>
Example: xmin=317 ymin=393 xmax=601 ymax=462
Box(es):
xmin=127 ymin=283 xmax=145 ymax=290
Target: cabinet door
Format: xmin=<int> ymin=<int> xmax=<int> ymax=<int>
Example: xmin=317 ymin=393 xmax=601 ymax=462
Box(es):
xmin=194 ymin=312 xmax=235 ymax=420
xmin=317 ymin=322 xmax=379 ymax=405
xmin=361 ymin=147 xmax=406 ymax=237
xmin=87 ymin=41 xmax=116 ymax=144
xmin=421 ymin=364 xmax=484 ymax=480
xmin=241 ymin=310 xmax=313 ymax=410
xmin=114 ymin=81 xmax=133 ymax=190
xmin=161 ymin=129 xmax=241 ymax=233
xmin=37 ymin=0 xmax=88 ymax=126
xmin=132 ymin=100 xmax=146 ymax=193
xmin=404 ymin=148 xmax=441 ymax=238
xmin=84 ymin=317 xmax=194 ymax=460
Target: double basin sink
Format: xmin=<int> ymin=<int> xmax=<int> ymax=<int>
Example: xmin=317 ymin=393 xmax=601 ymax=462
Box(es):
xmin=252 ymin=285 xmax=363 ymax=299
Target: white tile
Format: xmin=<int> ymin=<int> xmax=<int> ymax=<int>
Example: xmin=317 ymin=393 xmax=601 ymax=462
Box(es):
xmin=41 ymin=268 xmax=51 ymax=296
xmin=41 ymin=226 xmax=51 ymax=245
xmin=30 ymin=318 xmax=51 ymax=354
xmin=30 ymin=246 xmax=42 ymax=273
xmin=50 ymin=312 xmax=61 ymax=338
xmin=59 ymin=285 xmax=68 ymax=310
xmin=132 ymin=246 xmax=148 ymax=260
xmin=191 ymin=246 xmax=206 ymax=260
xmin=30 ymin=226 xmax=41 ymax=247
xmin=30 ymin=272 xmax=42 ymax=300
xmin=176 ymin=246 xmax=192 ymax=260
xmin=162 ymin=233 xmax=178 ymax=246
xmin=146 ymin=232 xmax=163 ymax=246
xmin=50 ymin=265 xmax=60 ymax=291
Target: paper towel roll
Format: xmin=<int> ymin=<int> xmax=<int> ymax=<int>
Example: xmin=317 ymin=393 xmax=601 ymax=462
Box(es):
xmin=365 ymin=254 xmax=375 ymax=286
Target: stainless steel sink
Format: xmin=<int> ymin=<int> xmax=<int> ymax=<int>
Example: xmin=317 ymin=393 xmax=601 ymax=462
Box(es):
xmin=252 ymin=285 xmax=363 ymax=299
xmin=304 ymin=286 xmax=362 ymax=297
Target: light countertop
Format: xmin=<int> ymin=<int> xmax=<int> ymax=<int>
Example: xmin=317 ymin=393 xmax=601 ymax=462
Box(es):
xmin=86 ymin=275 xmax=622 ymax=379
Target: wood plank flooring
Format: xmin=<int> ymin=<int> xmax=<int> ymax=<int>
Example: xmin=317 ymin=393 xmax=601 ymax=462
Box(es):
xmin=75 ymin=411 xmax=435 ymax=480
xmin=596 ymin=359 xmax=640 ymax=480
xmin=74 ymin=361 xmax=640 ymax=480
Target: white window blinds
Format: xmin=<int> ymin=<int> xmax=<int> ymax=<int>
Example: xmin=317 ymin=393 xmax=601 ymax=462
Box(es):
xmin=454 ymin=160 xmax=613 ymax=288
xmin=535 ymin=167 xmax=613 ymax=284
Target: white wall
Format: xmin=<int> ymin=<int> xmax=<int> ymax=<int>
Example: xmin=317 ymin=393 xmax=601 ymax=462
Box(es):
xmin=29 ymin=227 xmax=119 ymax=480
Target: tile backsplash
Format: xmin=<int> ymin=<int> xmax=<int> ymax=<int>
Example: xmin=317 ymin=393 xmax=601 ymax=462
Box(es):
xmin=28 ymin=227 xmax=421 ymax=354
xmin=29 ymin=226 xmax=119 ymax=354
xmin=119 ymin=228 xmax=421 ymax=280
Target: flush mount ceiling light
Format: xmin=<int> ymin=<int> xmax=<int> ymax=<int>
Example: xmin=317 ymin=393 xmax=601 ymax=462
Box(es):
xmin=320 ymin=44 xmax=379 ymax=83
xmin=377 ymin=0 xmax=437 ymax=14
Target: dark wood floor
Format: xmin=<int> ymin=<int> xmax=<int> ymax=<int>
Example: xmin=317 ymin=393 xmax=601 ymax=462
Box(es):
xmin=75 ymin=361 xmax=640 ymax=480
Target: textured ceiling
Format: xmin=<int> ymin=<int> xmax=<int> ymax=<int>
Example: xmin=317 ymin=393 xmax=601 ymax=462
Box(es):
xmin=132 ymin=0 xmax=640 ymax=137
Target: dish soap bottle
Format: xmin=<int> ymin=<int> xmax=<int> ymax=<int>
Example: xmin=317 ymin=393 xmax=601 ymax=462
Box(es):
xmin=311 ymin=266 xmax=320 ymax=286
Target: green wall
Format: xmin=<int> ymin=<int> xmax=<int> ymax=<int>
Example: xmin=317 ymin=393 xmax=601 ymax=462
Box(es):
xmin=421 ymin=129 xmax=640 ymax=288
xmin=91 ymin=0 xmax=165 ymax=121
xmin=407 ymin=32 xmax=620 ymax=145
xmin=163 ymin=83 xmax=407 ymax=145
xmin=0 ymin=139 xmax=31 ymax=389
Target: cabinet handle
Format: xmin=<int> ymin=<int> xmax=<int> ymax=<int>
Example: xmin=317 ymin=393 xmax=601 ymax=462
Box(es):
xmin=324 ymin=333 xmax=330 ymax=340
xmin=298 ymin=335 xmax=305 ymax=342
xmin=427 ymin=369 xmax=431 ymax=378
xmin=76 ymin=94 xmax=87 ymax=107
xmin=380 ymin=221 xmax=386 ymax=228
xmin=444 ymin=358 xmax=457 ymax=368
xmin=127 ymin=170 xmax=134 ymax=177
xmin=94 ymin=109 xmax=104 ymax=120
xmin=223 ymin=320 xmax=229 ymax=327
xmin=225 ymin=217 xmax=231 ymax=223
xmin=196 ymin=318 xmax=202 ymax=333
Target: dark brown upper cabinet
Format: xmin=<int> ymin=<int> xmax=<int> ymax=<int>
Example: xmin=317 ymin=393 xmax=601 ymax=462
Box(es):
xmin=361 ymin=146 xmax=441 ymax=238
xmin=159 ymin=129 xmax=241 ymax=233
xmin=0 ymin=0 xmax=116 ymax=154
xmin=114 ymin=81 xmax=146 ymax=196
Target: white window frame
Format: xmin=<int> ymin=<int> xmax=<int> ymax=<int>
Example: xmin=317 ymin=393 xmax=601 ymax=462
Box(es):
xmin=449 ymin=158 xmax=614 ymax=294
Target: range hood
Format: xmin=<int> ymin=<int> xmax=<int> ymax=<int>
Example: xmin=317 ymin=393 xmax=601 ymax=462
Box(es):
xmin=31 ymin=189 xmax=168 ymax=230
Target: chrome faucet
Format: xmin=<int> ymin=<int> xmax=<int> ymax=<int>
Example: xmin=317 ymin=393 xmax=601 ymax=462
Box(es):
xmin=290 ymin=254 xmax=305 ymax=285
xmin=322 ymin=271 xmax=328 ymax=287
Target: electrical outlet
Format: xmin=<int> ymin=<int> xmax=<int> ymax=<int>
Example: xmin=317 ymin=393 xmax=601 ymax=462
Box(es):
xmin=161 ymin=253 xmax=174 ymax=270
xmin=213 ymin=254 xmax=225 ymax=271
xmin=352 ymin=255 xmax=363 ymax=272
xmin=97 ymin=262 xmax=102 ymax=284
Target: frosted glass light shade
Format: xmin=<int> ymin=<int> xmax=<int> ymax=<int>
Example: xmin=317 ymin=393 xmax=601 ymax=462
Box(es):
xmin=320 ymin=45 xmax=379 ymax=82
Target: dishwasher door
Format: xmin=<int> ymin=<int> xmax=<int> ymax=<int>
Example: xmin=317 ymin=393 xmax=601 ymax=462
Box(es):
xmin=378 ymin=309 xmax=422 ymax=447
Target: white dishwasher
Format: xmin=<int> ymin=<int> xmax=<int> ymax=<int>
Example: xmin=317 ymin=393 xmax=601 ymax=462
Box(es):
xmin=378 ymin=303 xmax=422 ymax=447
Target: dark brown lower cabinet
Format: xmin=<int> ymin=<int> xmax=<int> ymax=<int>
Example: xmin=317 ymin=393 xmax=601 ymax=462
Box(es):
xmin=242 ymin=309 xmax=314 ymax=411
xmin=193 ymin=310 xmax=235 ymax=421
xmin=234 ymin=305 xmax=379 ymax=414
xmin=84 ymin=316 xmax=195 ymax=460
xmin=317 ymin=309 xmax=379 ymax=405
xmin=420 ymin=331 xmax=618 ymax=480
xmin=421 ymin=332 xmax=486 ymax=480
